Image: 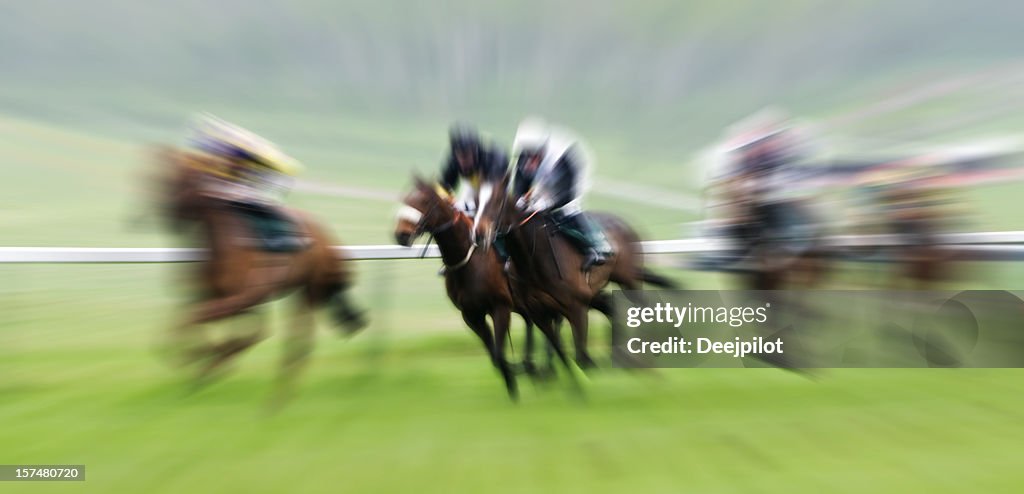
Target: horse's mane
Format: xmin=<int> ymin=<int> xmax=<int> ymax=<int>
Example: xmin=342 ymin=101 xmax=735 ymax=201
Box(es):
xmin=153 ymin=146 xmax=235 ymax=231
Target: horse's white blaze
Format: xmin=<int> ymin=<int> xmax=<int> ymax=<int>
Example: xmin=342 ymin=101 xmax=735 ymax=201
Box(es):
xmin=396 ymin=205 xmax=423 ymax=224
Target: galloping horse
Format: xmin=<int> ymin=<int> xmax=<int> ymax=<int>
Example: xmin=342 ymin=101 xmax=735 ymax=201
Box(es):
xmin=737 ymin=198 xmax=832 ymax=290
xmin=153 ymin=147 xmax=366 ymax=389
xmin=491 ymin=173 xmax=676 ymax=380
xmin=393 ymin=176 xmax=563 ymax=399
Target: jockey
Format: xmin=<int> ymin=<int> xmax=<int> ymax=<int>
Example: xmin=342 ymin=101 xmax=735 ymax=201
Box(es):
xmin=439 ymin=123 xmax=509 ymax=235
xmin=711 ymin=109 xmax=813 ymax=251
xmin=511 ymin=117 xmax=613 ymax=270
xmin=187 ymin=114 xmax=306 ymax=250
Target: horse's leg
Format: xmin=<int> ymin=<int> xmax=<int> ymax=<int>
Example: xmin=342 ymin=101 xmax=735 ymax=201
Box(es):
xmin=179 ymin=282 xmax=275 ymax=372
xmin=189 ymin=260 xmax=290 ymax=325
xmin=462 ymin=311 xmax=497 ymax=366
xmin=330 ymin=288 xmax=368 ymax=334
xmin=567 ymin=304 xmax=597 ymax=370
xmin=490 ymin=306 xmax=518 ymax=400
xmin=272 ymin=296 xmax=316 ymax=407
xmin=536 ymin=315 xmax=583 ymax=397
xmin=521 ymin=312 xmax=538 ymax=376
xmin=163 ymin=273 xmax=219 ymax=366
xmin=164 ymin=320 xmax=213 ymax=369
xmin=189 ymin=285 xmax=276 ymax=325
xmin=534 ymin=316 xmax=565 ymax=379
xmin=592 ymin=291 xmax=636 ymax=368
xmin=521 ymin=314 xmax=557 ymax=380
xmin=547 ymin=317 xmax=563 ymax=375
xmin=196 ymin=310 xmax=269 ymax=382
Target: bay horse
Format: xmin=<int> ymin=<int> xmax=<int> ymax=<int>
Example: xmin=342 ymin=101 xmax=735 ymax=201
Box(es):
xmin=490 ymin=173 xmax=677 ymax=378
xmin=393 ymin=176 xmax=572 ymax=399
xmin=153 ymin=146 xmax=366 ymax=391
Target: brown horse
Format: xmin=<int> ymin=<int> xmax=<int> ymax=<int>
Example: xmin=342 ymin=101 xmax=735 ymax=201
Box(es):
xmin=490 ymin=174 xmax=677 ymax=377
xmin=153 ymin=147 xmax=366 ymax=391
xmin=393 ymin=176 xmax=572 ymax=399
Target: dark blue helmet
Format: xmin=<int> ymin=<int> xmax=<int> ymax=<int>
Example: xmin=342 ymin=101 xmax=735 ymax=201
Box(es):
xmin=449 ymin=123 xmax=480 ymax=155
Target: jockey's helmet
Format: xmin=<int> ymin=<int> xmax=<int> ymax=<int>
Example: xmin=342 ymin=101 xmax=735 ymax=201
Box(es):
xmin=512 ymin=117 xmax=550 ymax=173
xmin=189 ymin=113 xmax=302 ymax=176
xmin=513 ymin=117 xmax=549 ymax=155
xmin=449 ymin=123 xmax=481 ymax=155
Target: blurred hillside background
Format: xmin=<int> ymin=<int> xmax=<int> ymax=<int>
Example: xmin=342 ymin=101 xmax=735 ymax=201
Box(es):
xmin=4 ymin=0 xmax=1024 ymax=247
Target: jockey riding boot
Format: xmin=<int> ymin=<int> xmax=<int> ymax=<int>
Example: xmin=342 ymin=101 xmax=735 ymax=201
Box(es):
xmin=493 ymin=232 xmax=512 ymax=273
xmin=561 ymin=212 xmax=613 ymax=270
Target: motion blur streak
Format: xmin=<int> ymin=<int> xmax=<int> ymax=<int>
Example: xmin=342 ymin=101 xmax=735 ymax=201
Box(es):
xmin=4 ymin=1 xmax=1024 ymax=493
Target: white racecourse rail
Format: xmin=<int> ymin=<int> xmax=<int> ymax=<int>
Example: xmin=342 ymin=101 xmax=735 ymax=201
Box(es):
xmin=2 ymin=231 xmax=1024 ymax=263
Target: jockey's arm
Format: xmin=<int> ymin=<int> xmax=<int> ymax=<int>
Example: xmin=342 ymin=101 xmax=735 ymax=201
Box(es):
xmin=526 ymin=179 xmax=570 ymax=212
xmin=542 ymin=154 xmax=579 ymax=210
xmin=512 ymin=165 xmax=533 ymax=205
xmin=470 ymin=148 xmax=508 ymax=237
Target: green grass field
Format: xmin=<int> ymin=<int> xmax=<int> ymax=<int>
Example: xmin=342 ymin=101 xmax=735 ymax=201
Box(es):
xmin=4 ymin=268 xmax=1024 ymax=494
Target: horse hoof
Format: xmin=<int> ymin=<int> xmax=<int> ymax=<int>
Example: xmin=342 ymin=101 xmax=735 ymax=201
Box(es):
xmin=338 ymin=310 xmax=369 ymax=335
xmin=522 ymin=360 xmax=538 ymax=375
xmin=506 ymin=385 xmax=520 ymax=402
xmin=576 ymin=356 xmax=598 ymax=370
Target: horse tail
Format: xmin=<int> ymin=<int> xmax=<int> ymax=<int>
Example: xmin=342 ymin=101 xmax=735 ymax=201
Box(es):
xmin=639 ymin=268 xmax=678 ymax=289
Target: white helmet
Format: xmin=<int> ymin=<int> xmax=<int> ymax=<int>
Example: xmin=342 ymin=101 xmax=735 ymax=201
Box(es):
xmin=513 ymin=117 xmax=551 ymax=157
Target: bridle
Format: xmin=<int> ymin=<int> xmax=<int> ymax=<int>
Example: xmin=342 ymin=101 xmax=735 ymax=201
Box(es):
xmin=401 ymin=197 xmax=477 ymax=272
xmin=494 ymin=192 xmax=541 ymax=237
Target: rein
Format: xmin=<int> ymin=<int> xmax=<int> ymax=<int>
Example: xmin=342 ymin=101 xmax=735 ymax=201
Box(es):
xmin=444 ymin=240 xmax=477 ymax=271
xmin=519 ymin=210 xmax=540 ymax=227
xmin=437 ymin=215 xmax=478 ymax=272
xmin=416 ymin=201 xmax=477 ymax=272
xmin=419 ymin=234 xmax=434 ymax=258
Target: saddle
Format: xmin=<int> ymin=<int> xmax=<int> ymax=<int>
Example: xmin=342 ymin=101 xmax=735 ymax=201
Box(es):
xmin=227 ymin=201 xmax=310 ymax=253
xmin=493 ymin=211 xmax=606 ymax=256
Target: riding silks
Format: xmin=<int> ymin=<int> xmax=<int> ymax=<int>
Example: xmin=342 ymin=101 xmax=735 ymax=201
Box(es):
xmin=228 ymin=202 xmax=309 ymax=253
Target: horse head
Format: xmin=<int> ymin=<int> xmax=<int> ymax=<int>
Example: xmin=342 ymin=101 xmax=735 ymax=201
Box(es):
xmin=394 ymin=174 xmax=460 ymax=247
xmin=150 ymin=146 xmax=217 ymax=232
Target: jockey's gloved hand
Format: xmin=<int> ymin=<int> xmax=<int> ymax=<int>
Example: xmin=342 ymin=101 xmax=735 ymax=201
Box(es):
xmin=530 ymin=197 xmax=552 ymax=212
xmin=515 ymin=196 xmax=528 ymax=210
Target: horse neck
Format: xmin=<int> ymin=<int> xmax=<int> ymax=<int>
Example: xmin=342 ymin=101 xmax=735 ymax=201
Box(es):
xmin=432 ymin=212 xmax=475 ymax=267
xmin=195 ymin=201 xmax=243 ymax=256
xmin=506 ymin=218 xmax=552 ymax=278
